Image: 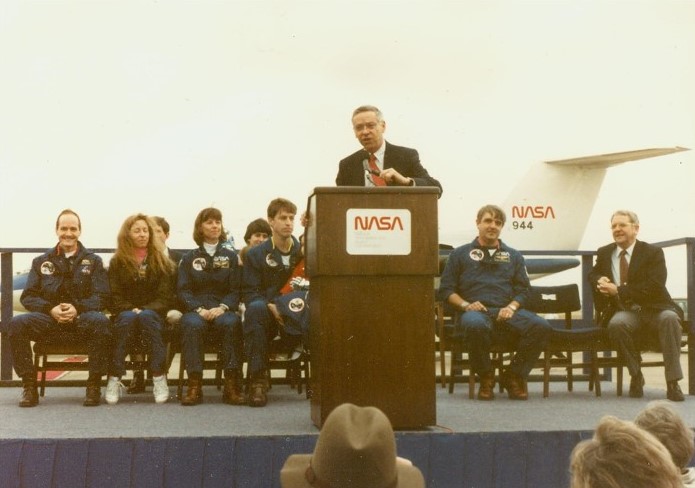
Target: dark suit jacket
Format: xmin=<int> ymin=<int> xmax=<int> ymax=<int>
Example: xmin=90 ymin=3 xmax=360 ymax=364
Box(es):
xmin=588 ymin=240 xmax=682 ymax=326
xmin=336 ymin=141 xmax=442 ymax=195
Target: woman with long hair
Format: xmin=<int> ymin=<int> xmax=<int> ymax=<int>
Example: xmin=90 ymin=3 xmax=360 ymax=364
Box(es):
xmin=106 ymin=214 xmax=176 ymax=404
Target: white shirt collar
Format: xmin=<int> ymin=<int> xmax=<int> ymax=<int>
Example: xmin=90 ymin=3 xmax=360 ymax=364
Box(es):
xmin=371 ymin=141 xmax=387 ymax=168
xmin=615 ymin=241 xmax=636 ymax=258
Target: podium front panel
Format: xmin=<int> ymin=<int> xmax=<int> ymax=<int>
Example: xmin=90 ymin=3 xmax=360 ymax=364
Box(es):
xmin=309 ymin=276 xmax=436 ymax=429
xmin=306 ymin=187 xmax=438 ymax=429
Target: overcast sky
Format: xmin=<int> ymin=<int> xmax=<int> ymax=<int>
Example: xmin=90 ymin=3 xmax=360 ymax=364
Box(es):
xmin=1 ymin=0 xmax=693 ymax=290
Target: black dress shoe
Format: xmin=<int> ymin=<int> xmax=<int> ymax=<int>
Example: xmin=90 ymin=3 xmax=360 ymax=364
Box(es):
xmin=19 ymin=384 xmax=39 ymax=408
xmin=83 ymin=384 xmax=101 ymax=407
xmin=667 ymin=381 xmax=685 ymax=402
xmin=629 ymin=373 xmax=644 ymax=398
xmin=127 ymin=370 xmax=146 ymax=394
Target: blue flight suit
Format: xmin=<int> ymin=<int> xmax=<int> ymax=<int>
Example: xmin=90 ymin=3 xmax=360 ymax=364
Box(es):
xmin=178 ymin=244 xmax=242 ymax=376
xmin=8 ymin=242 xmax=111 ymax=381
xmin=242 ymin=236 xmax=302 ymax=375
xmin=439 ymin=238 xmax=551 ymax=378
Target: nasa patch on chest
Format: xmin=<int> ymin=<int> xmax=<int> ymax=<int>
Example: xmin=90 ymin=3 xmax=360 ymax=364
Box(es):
xmin=493 ymin=251 xmax=511 ymax=263
xmin=265 ymin=254 xmax=279 ymax=267
xmin=40 ymin=261 xmax=55 ymax=275
xmin=213 ymin=256 xmax=230 ymax=268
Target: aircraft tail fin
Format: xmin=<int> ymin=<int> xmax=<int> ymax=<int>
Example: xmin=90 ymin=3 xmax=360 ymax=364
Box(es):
xmin=503 ymin=147 xmax=689 ymax=251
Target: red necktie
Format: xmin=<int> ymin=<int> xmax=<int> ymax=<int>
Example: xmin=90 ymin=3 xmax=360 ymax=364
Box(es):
xmin=619 ymin=249 xmax=629 ymax=285
xmin=368 ymin=153 xmax=386 ymax=186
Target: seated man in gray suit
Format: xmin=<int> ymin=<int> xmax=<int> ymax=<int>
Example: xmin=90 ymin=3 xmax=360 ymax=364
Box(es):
xmin=336 ymin=105 xmax=442 ymax=195
xmin=589 ymin=210 xmax=684 ymax=401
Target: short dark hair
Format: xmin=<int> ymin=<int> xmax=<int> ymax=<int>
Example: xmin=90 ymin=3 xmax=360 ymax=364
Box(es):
xmin=267 ymin=198 xmax=297 ymax=219
xmin=152 ymin=216 xmax=170 ymax=235
xmin=476 ymin=205 xmax=506 ymax=225
xmin=192 ymin=207 xmax=227 ymax=246
xmin=55 ymin=209 xmax=81 ymax=230
xmin=244 ymin=218 xmax=272 ymax=244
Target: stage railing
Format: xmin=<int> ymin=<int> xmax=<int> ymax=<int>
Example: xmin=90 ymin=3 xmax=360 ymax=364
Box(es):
xmin=2 ymin=238 xmax=694 ymax=391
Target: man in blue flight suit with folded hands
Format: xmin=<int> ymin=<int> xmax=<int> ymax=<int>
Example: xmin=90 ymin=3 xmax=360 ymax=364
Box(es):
xmin=7 ymin=209 xmax=111 ymax=407
xmin=439 ymin=204 xmax=551 ymax=401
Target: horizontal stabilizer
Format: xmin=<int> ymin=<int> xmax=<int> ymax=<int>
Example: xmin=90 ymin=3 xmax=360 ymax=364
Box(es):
xmin=545 ymin=146 xmax=689 ymax=169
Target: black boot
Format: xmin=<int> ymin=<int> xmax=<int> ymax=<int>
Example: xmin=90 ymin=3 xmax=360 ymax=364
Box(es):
xmin=83 ymin=381 xmax=102 ymax=407
xmin=667 ymin=380 xmax=684 ymax=402
xmin=19 ymin=381 xmax=39 ymax=408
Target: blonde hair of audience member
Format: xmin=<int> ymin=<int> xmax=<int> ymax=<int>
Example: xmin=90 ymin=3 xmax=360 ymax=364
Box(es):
xmin=570 ymin=415 xmax=681 ymax=488
xmin=280 ymin=403 xmax=424 ymax=488
xmin=113 ymin=213 xmax=175 ymax=278
xmin=634 ymin=400 xmax=695 ymax=471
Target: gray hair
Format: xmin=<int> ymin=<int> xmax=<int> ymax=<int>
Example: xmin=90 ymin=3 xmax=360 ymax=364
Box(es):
xmin=352 ymin=105 xmax=384 ymax=122
xmin=611 ymin=210 xmax=639 ymax=225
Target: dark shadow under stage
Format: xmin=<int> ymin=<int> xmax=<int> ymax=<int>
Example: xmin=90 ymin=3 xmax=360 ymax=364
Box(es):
xmin=1 ymin=382 xmax=694 ymax=488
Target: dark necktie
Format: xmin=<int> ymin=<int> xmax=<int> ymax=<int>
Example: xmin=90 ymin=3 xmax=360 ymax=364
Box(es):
xmin=368 ymin=153 xmax=386 ymax=186
xmin=619 ymin=249 xmax=629 ymax=286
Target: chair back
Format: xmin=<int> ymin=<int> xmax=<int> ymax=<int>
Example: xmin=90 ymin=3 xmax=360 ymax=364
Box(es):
xmin=527 ymin=284 xmax=581 ymax=315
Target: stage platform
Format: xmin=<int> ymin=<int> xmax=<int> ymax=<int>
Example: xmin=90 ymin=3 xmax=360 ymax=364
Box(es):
xmin=1 ymin=378 xmax=694 ymax=488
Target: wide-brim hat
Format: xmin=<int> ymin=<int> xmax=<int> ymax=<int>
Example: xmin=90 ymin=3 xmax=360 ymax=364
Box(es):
xmin=280 ymin=403 xmax=424 ymax=488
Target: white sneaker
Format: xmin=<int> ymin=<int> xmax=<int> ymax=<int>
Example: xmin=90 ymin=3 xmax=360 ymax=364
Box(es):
xmin=152 ymin=375 xmax=169 ymax=404
xmin=105 ymin=377 xmax=124 ymax=405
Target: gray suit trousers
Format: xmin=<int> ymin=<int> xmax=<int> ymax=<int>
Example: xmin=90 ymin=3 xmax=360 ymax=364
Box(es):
xmin=607 ymin=309 xmax=683 ymax=382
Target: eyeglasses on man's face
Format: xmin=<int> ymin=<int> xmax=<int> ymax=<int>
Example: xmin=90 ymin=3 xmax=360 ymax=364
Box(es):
xmin=353 ymin=122 xmax=380 ymax=132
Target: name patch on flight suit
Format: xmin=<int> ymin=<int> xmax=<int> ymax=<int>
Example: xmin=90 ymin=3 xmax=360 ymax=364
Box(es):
xmin=40 ymin=261 xmax=55 ymax=275
xmin=213 ymin=256 xmax=230 ymax=269
xmin=493 ymin=251 xmax=511 ymax=263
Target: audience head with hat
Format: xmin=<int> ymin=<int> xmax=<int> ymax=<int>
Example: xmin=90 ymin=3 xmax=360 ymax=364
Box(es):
xmin=280 ymin=403 xmax=424 ymax=488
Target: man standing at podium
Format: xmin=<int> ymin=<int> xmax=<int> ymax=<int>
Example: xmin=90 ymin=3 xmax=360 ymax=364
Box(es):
xmin=439 ymin=204 xmax=551 ymax=401
xmin=336 ymin=105 xmax=442 ymax=194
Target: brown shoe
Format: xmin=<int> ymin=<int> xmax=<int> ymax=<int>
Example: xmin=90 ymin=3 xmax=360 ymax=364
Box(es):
xmin=181 ymin=377 xmax=203 ymax=406
xmin=127 ymin=370 xmax=146 ymax=394
xmin=19 ymin=383 xmax=39 ymax=408
xmin=83 ymin=383 xmax=101 ymax=407
xmin=477 ymin=371 xmax=496 ymax=401
xmin=503 ymin=371 xmax=528 ymax=401
xmin=223 ymin=375 xmax=247 ymax=405
xmin=667 ymin=381 xmax=684 ymax=402
xmin=248 ymin=375 xmax=269 ymax=407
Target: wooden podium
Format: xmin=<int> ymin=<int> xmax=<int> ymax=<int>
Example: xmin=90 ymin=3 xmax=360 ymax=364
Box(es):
xmin=305 ymin=187 xmax=438 ymax=429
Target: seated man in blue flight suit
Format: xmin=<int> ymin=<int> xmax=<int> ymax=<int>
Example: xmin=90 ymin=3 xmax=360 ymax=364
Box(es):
xmin=242 ymin=198 xmax=303 ymax=407
xmin=7 ymin=209 xmax=111 ymax=407
xmin=439 ymin=204 xmax=552 ymax=401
